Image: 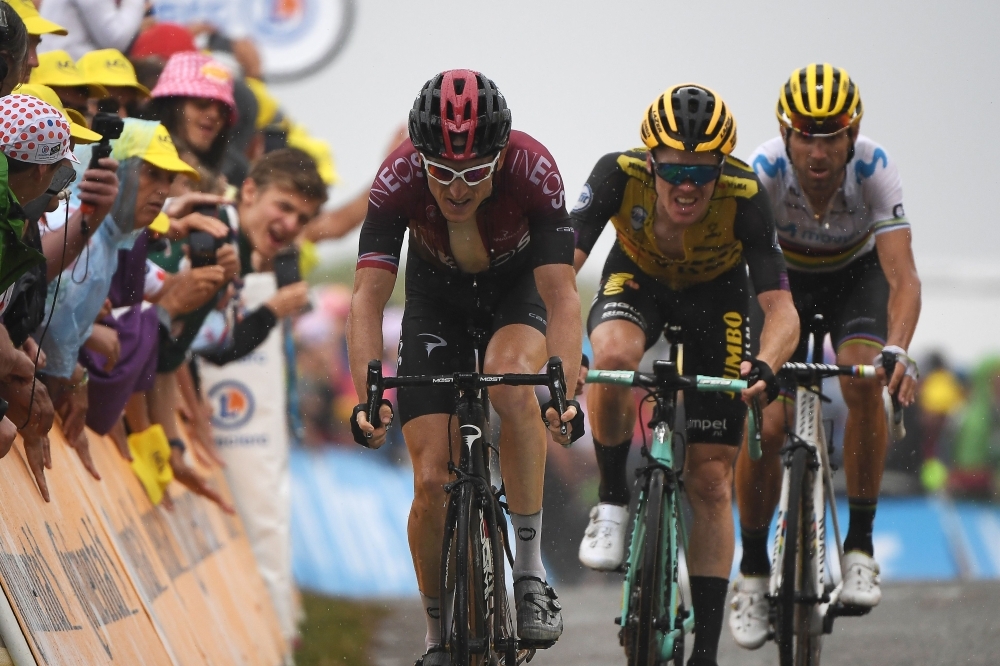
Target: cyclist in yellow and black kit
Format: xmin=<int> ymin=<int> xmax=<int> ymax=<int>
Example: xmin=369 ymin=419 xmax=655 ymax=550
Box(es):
xmin=572 ymin=84 xmax=800 ymax=666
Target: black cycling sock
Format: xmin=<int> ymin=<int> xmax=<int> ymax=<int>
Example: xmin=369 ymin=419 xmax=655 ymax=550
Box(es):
xmin=689 ymin=575 xmax=728 ymax=664
xmin=594 ymin=438 xmax=631 ymax=505
xmin=843 ymin=497 xmax=877 ymax=555
xmin=739 ymin=526 xmax=772 ymax=577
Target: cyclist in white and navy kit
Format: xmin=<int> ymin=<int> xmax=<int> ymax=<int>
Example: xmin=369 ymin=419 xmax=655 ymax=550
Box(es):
xmin=729 ymin=63 xmax=922 ymax=650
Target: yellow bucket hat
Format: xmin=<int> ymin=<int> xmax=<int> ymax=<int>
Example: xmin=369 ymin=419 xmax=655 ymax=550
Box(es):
xmin=31 ymin=51 xmax=109 ymax=99
xmin=245 ymin=77 xmax=282 ymax=130
xmin=76 ymin=49 xmax=151 ymax=97
xmin=287 ymin=123 xmax=339 ymax=186
xmin=13 ymin=83 xmax=102 ymax=144
xmin=127 ymin=424 xmax=175 ymax=505
xmin=143 ymin=124 xmax=200 ymax=180
xmin=7 ymin=0 xmax=67 ymax=36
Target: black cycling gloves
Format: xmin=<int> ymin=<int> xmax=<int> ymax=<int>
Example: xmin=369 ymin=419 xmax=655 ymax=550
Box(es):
xmin=745 ymin=358 xmax=781 ymax=403
xmin=540 ymin=398 xmax=586 ymax=445
xmin=351 ymin=400 xmax=394 ymax=448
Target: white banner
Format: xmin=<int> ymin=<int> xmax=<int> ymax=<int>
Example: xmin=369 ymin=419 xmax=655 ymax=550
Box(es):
xmin=198 ymin=272 xmax=295 ymax=643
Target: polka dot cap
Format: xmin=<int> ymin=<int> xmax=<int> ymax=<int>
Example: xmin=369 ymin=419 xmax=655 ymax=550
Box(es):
xmin=0 ymin=95 xmax=79 ymax=165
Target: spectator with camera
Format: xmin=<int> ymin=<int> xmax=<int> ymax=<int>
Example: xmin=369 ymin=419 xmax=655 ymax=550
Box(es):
xmin=38 ymin=118 xmax=203 ymax=479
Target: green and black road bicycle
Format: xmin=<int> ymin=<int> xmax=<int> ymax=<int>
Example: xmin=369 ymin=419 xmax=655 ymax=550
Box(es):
xmin=586 ymin=349 xmax=747 ymax=666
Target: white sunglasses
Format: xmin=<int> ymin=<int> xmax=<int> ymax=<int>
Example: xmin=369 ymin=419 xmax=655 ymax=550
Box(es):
xmin=420 ymin=152 xmax=501 ymax=186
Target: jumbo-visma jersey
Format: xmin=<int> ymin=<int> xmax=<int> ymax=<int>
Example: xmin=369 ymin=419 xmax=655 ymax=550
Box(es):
xmin=571 ymin=149 xmax=787 ymax=292
xmin=749 ymin=135 xmax=909 ymax=272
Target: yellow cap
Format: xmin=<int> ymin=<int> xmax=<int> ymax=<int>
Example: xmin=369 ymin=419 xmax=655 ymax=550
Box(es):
xmin=127 ymin=424 xmax=174 ymax=505
xmin=76 ymin=49 xmax=151 ymax=97
xmin=245 ymin=77 xmax=282 ymax=130
xmin=8 ymin=0 xmax=67 ymax=36
xmin=13 ymin=83 xmax=103 ymax=144
xmin=31 ymin=51 xmax=109 ymax=98
xmin=148 ymin=212 xmax=171 ymax=235
xmin=287 ymin=123 xmax=339 ymax=186
xmin=142 ymin=124 xmax=199 ymax=179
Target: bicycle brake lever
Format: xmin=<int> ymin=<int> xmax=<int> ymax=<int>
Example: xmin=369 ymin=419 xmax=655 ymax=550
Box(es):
xmin=366 ymin=360 xmax=384 ymax=426
xmin=546 ymin=357 xmax=568 ymax=436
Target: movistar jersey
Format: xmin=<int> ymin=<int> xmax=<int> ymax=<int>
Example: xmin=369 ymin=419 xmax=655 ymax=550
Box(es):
xmin=749 ymin=135 xmax=909 ymax=272
xmin=572 ymin=149 xmax=788 ymax=292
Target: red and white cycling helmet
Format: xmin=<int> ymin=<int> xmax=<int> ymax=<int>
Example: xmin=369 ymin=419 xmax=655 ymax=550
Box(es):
xmin=408 ymin=69 xmax=511 ymax=160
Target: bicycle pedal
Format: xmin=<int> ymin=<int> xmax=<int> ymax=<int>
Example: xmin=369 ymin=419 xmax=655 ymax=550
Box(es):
xmin=518 ymin=639 xmax=555 ymax=650
xmin=830 ymin=601 xmax=872 ymax=617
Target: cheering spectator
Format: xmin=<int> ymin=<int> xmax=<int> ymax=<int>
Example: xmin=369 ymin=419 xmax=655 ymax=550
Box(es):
xmin=38 ymin=0 xmax=146 ymax=60
xmin=147 ymin=51 xmax=235 ymax=174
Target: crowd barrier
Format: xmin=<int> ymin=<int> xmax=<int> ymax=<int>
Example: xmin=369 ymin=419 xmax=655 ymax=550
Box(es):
xmin=291 ymin=447 xmax=1000 ymax=597
xmin=0 ymin=425 xmax=288 ymax=666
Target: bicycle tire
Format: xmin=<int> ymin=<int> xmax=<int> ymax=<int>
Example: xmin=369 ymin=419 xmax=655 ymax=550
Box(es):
xmin=627 ymin=468 xmax=666 ymax=666
xmin=777 ymin=446 xmax=807 ymax=666
xmin=795 ymin=466 xmax=822 ymax=666
xmin=451 ymin=484 xmax=490 ymax=666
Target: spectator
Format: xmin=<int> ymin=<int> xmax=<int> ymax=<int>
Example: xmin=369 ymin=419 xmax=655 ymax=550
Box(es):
xmin=0 ymin=2 xmax=30 ymax=96
xmin=38 ymin=119 xmax=202 ymax=479
xmin=76 ymin=48 xmax=151 ymax=117
xmin=8 ymin=0 xmax=67 ymax=73
xmin=917 ymin=352 xmax=965 ymax=490
xmin=37 ymin=0 xmax=146 ymax=60
xmin=147 ymin=51 xmax=236 ymax=174
xmin=129 ymin=22 xmax=196 ymax=63
xmin=0 ymin=94 xmax=81 ymax=501
xmin=29 ymin=49 xmax=108 ymax=115
xmin=949 ymin=356 xmax=1000 ymax=499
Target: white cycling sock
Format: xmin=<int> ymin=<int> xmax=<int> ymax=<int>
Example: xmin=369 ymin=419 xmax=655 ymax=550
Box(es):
xmin=511 ymin=510 xmax=547 ymax=581
xmin=420 ymin=592 xmax=453 ymax=650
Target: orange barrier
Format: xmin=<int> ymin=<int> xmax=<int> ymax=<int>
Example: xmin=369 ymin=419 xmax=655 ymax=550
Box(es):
xmin=0 ymin=426 xmax=287 ymax=665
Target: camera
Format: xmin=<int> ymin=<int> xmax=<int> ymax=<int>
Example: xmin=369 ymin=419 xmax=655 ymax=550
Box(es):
xmin=87 ymin=112 xmax=125 ymax=169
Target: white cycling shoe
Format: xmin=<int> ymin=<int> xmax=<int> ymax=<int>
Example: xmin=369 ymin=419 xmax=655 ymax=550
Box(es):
xmin=578 ymin=503 xmax=629 ymax=571
xmin=728 ymin=574 xmax=769 ymax=650
xmin=839 ymin=551 xmax=881 ymax=607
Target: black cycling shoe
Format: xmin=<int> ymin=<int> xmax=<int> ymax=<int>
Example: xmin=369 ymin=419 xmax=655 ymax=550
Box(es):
xmin=514 ymin=576 xmax=563 ymax=645
xmin=414 ymin=645 xmax=450 ymax=666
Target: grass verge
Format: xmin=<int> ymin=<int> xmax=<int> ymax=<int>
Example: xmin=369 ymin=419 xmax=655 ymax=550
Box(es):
xmin=295 ymin=592 xmax=388 ymax=666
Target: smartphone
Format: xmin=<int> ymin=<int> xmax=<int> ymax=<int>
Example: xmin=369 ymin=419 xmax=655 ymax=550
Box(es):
xmin=21 ymin=164 xmax=77 ymax=222
xmin=273 ymin=248 xmax=301 ymax=288
xmin=188 ymin=231 xmax=218 ymax=268
xmin=192 ymin=204 xmax=220 ymax=219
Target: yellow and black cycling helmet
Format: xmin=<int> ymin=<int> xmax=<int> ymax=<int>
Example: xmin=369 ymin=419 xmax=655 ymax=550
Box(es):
xmin=641 ymin=83 xmax=737 ymax=155
xmin=777 ymin=63 xmax=863 ymax=137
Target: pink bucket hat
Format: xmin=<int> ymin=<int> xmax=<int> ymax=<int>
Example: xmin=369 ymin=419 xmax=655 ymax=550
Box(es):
xmin=0 ymin=95 xmax=79 ymax=165
xmin=150 ymin=52 xmax=237 ymax=125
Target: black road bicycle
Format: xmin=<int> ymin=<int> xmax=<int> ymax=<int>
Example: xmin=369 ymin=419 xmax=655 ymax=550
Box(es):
xmin=364 ymin=347 xmax=571 ymax=666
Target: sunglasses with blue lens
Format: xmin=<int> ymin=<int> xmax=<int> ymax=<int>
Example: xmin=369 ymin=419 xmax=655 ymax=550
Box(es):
xmin=651 ymin=160 xmax=723 ymax=186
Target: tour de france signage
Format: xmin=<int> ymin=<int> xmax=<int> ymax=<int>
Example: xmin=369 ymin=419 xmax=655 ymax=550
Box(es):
xmin=153 ymin=0 xmax=356 ymax=82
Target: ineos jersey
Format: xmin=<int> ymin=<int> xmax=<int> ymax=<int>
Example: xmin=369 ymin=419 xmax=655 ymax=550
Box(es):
xmin=572 ymin=149 xmax=788 ymax=292
xmin=749 ymin=135 xmax=909 ymax=272
xmin=357 ymin=131 xmax=574 ymax=276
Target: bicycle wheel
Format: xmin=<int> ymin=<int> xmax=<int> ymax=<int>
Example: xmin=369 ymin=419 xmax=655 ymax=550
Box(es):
xmin=795 ymin=467 xmax=822 ymax=666
xmin=625 ymin=468 xmax=666 ymax=666
xmin=777 ymin=446 xmax=807 ymax=666
xmin=451 ymin=484 xmax=489 ymax=666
